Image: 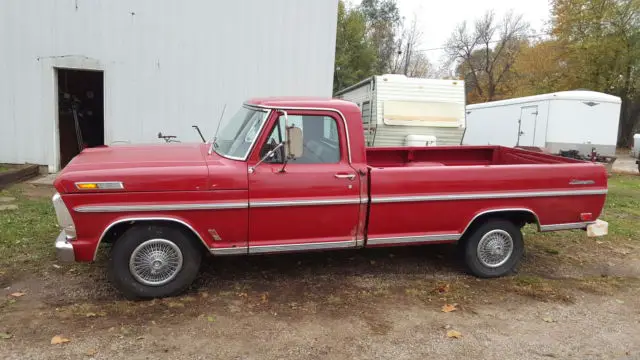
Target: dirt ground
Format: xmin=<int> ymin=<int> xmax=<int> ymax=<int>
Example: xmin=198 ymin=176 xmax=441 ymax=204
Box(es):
xmin=1 ymin=179 xmax=640 ymax=360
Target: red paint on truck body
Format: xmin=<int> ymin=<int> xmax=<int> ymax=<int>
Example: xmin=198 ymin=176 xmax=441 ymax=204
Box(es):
xmin=53 ymin=97 xmax=608 ymax=262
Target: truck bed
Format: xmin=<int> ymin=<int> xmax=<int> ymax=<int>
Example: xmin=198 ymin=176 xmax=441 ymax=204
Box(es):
xmin=365 ymin=145 xmax=608 ymax=247
xmin=366 ymin=146 xmax=580 ymax=168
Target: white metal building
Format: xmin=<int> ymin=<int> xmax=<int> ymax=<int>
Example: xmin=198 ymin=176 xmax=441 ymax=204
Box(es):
xmin=335 ymin=75 xmax=466 ymax=147
xmin=0 ymin=0 xmax=338 ymax=172
xmin=462 ymin=90 xmax=621 ymax=157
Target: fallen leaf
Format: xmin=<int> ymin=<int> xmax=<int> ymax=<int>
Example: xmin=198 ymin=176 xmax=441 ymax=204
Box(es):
xmin=260 ymin=293 xmax=269 ymax=303
xmin=436 ymin=284 xmax=450 ymax=294
xmin=85 ymin=348 xmax=98 ymax=356
xmin=207 ymin=316 xmax=215 ymax=322
xmin=370 ymin=260 xmax=376 ymax=265
xmin=51 ymin=335 xmax=71 ymax=345
xmin=136 ymin=336 xmax=144 ymax=340
xmin=446 ymin=330 xmax=462 ymax=339
xmin=200 ymin=292 xmax=209 ymax=298
xmin=85 ymin=312 xmax=97 ymax=318
xmin=596 ymin=241 xmax=604 ymax=245
xmin=167 ymin=302 xmax=184 ymax=308
xmin=542 ymin=317 xmax=555 ymax=323
xmin=0 ymin=332 xmax=12 ymax=339
xmin=237 ymin=292 xmax=247 ymax=298
xmin=442 ymin=304 xmax=457 ymax=313
xmin=615 ymin=299 xmax=625 ymax=304
xmin=9 ymin=292 xmax=25 ymax=298
xmin=7 ymin=299 xmax=16 ymax=305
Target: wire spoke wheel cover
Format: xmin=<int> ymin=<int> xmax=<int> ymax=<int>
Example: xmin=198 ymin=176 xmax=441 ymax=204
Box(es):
xmin=129 ymin=239 xmax=184 ymax=286
xmin=476 ymin=229 xmax=514 ymax=268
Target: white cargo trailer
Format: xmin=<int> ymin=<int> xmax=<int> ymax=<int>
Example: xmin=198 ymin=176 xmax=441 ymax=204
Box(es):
xmin=462 ymin=90 xmax=622 ymax=157
xmin=335 ymin=75 xmax=466 ymax=147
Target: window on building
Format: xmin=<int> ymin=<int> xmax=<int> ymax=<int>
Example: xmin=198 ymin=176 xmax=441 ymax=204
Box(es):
xmin=260 ymin=115 xmax=341 ymax=164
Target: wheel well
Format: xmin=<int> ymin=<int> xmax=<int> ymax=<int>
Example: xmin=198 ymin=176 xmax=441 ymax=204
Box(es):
xmin=97 ymin=219 xmax=209 ymax=259
xmin=461 ymin=210 xmax=539 ymax=240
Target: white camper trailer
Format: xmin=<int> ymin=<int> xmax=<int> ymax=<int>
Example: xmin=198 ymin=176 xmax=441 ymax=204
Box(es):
xmin=462 ymin=90 xmax=622 ymax=157
xmin=335 ymin=75 xmax=466 ymax=147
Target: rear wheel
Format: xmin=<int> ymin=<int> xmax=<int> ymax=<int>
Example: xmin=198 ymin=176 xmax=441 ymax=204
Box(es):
xmin=108 ymin=224 xmax=202 ymax=299
xmin=463 ymin=219 xmax=524 ymax=278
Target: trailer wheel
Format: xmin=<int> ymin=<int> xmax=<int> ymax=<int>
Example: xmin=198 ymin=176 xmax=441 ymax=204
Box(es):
xmin=463 ymin=219 xmax=524 ymax=278
xmin=108 ymin=224 xmax=202 ymax=299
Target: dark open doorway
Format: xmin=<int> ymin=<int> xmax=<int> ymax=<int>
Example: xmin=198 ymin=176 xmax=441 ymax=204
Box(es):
xmin=57 ymin=69 xmax=104 ymax=168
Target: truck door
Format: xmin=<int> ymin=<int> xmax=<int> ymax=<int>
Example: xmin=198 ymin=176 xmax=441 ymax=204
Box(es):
xmin=246 ymin=110 xmax=362 ymax=253
xmin=517 ymin=106 xmax=538 ymax=146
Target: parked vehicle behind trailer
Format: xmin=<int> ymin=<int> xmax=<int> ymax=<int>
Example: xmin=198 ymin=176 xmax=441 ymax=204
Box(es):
xmin=335 ymin=75 xmax=466 ymax=147
xmin=462 ymin=90 xmax=621 ymax=158
xmin=53 ymin=97 xmax=608 ymax=299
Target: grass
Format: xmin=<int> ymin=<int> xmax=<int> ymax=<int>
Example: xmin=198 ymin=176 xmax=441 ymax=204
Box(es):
xmin=0 ymin=165 xmax=10 ymax=173
xmin=0 ymin=186 xmax=59 ymax=273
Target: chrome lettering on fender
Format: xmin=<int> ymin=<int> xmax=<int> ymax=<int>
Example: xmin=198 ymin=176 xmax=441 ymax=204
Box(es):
xmin=569 ymin=179 xmax=595 ymax=185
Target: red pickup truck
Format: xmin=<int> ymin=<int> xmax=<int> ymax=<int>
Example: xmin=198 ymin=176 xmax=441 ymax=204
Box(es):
xmin=52 ymin=98 xmax=608 ymax=298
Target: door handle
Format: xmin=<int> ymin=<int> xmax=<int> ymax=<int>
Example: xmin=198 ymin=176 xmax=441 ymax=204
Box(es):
xmin=335 ymin=173 xmax=356 ymax=180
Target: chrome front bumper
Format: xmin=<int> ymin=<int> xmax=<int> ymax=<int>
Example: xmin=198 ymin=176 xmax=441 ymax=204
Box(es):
xmin=55 ymin=231 xmax=75 ymax=262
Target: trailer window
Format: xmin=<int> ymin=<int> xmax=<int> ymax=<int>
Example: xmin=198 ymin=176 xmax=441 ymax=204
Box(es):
xmin=260 ymin=115 xmax=340 ymax=164
xmin=362 ymin=101 xmax=371 ymax=124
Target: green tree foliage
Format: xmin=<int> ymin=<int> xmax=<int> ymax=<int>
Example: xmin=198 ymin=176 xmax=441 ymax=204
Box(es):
xmin=333 ymin=1 xmax=377 ymax=93
xmin=550 ymin=0 xmax=640 ymax=145
xmin=360 ymin=0 xmax=402 ymax=74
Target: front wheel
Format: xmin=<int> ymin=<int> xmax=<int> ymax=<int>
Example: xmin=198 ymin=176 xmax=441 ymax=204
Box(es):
xmin=463 ymin=219 xmax=524 ymax=278
xmin=108 ymin=224 xmax=202 ymax=299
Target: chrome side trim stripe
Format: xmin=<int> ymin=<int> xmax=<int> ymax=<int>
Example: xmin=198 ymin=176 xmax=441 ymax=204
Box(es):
xmin=367 ymin=234 xmax=460 ymax=246
xmin=371 ymin=189 xmax=607 ymax=204
xmin=250 ymin=198 xmax=361 ymax=208
xmin=210 ymin=247 xmax=248 ymax=255
xmin=539 ymin=222 xmax=592 ymax=232
xmin=75 ymin=202 xmax=248 ymax=213
xmin=248 ymin=240 xmax=356 ymax=254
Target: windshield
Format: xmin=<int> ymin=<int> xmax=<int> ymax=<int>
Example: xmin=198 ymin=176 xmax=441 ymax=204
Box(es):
xmin=211 ymin=106 xmax=270 ymax=160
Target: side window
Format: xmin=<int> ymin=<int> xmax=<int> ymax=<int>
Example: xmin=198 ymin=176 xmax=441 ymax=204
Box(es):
xmin=259 ymin=114 xmax=341 ymax=164
xmin=361 ymin=101 xmax=371 ymax=124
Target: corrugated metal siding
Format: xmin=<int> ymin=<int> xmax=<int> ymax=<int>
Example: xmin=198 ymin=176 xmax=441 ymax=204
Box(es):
xmin=372 ymin=76 xmax=465 ymax=147
xmin=0 ymin=0 xmax=338 ymax=171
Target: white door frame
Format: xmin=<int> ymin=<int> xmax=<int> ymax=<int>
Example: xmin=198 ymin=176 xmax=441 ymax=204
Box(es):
xmin=43 ymin=56 xmax=105 ymax=173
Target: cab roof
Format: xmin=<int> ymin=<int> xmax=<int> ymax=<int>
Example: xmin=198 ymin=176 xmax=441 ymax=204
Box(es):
xmin=245 ymin=97 xmax=358 ymax=111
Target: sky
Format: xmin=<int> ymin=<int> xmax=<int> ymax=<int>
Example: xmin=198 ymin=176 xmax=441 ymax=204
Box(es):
xmin=360 ymin=0 xmax=551 ymax=66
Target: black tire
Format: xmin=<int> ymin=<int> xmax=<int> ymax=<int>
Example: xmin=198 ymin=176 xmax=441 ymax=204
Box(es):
xmin=463 ymin=219 xmax=524 ymax=278
xmin=108 ymin=224 xmax=202 ymax=299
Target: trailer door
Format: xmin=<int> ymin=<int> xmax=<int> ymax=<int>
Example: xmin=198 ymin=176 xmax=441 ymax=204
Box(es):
xmin=517 ymin=106 xmax=538 ymax=146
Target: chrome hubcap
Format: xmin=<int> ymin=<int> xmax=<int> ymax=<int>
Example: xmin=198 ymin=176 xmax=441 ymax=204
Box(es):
xmin=129 ymin=239 xmax=183 ymax=286
xmin=477 ymin=229 xmax=513 ymax=268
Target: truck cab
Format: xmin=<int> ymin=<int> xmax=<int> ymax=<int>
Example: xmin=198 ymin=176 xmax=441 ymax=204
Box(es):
xmin=53 ymin=97 xmax=608 ymax=299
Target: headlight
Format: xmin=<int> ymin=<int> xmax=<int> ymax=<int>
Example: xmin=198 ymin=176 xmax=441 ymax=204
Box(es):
xmin=52 ymin=193 xmax=76 ymax=239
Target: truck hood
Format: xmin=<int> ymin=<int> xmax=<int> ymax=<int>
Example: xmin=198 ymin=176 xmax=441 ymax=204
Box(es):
xmin=54 ymin=143 xmax=247 ymax=193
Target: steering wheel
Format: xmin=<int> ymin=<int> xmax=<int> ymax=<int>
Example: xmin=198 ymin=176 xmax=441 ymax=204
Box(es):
xmin=269 ymin=138 xmax=284 ymax=163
